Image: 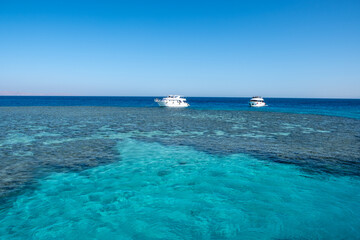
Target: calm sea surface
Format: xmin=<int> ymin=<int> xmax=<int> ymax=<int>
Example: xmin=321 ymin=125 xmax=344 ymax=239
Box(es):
xmin=0 ymin=96 xmax=359 ymax=239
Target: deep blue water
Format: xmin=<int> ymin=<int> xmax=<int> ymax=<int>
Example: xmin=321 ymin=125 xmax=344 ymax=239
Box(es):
xmin=0 ymin=97 xmax=359 ymax=239
xmin=1 ymin=96 xmax=360 ymax=119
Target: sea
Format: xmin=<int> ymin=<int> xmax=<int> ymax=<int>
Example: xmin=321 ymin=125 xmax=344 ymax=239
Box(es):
xmin=0 ymin=96 xmax=359 ymax=239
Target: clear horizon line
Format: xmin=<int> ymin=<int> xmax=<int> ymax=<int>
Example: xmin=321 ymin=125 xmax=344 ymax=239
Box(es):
xmin=0 ymin=95 xmax=359 ymax=99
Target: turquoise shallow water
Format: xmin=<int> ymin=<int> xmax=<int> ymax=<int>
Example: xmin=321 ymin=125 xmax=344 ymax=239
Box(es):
xmin=0 ymin=106 xmax=359 ymax=239
xmin=1 ymin=139 xmax=360 ymax=239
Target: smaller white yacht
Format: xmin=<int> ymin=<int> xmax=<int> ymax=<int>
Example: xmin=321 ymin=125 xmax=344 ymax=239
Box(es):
xmin=154 ymin=95 xmax=190 ymax=108
xmin=249 ymin=96 xmax=266 ymax=107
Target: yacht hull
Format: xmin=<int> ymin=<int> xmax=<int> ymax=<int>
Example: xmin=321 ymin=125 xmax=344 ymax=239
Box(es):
xmin=249 ymin=102 xmax=266 ymax=107
xmin=157 ymin=101 xmax=189 ymax=107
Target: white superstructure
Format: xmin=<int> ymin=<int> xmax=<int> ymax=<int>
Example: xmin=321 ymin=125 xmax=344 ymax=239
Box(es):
xmin=154 ymin=95 xmax=190 ymax=108
xmin=249 ymin=96 xmax=266 ymax=107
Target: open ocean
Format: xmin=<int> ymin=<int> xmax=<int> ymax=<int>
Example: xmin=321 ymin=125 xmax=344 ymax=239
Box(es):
xmin=0 ymin=96 xmax=359 ymax=239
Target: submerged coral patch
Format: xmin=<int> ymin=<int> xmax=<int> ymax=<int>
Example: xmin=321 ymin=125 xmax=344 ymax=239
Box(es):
xmin=0 ymin=139 xmax=360 ymax=239
xmin=0 ymin=107 xmax=359 ymax=203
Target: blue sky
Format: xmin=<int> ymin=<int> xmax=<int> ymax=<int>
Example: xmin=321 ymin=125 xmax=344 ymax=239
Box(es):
xmin=0 ymin=0 xmax=359 ymax=97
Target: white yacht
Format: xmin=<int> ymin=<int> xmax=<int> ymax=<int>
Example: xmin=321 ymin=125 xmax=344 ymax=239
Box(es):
xmin=249 ymin=96 xmax=266 ymax=107
xmin=154 ymin=95 xmax=190 ymax=108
